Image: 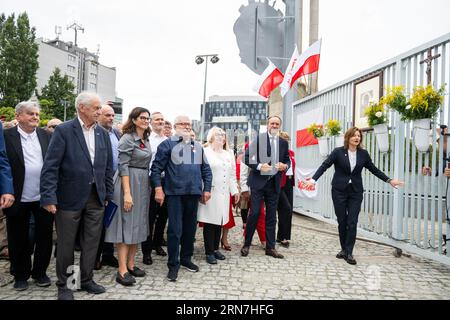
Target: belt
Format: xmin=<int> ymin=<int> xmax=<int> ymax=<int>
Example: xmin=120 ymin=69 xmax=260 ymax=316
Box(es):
xmin=129 ymin=166 xmax=148 ymax=170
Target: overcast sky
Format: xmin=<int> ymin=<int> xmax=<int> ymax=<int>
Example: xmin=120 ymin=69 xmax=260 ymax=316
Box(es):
xmin=2 ymin=0 xmax=450 ymax=123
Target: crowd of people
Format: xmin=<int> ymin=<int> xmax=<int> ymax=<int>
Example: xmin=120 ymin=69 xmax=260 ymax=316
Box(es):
xmin=0 ymin=91 xmax=297 ymax=300
xmin=0 ymin=90 xmax=408 ymax=299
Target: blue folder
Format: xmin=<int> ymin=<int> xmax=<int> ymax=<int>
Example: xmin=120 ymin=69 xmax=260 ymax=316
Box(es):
xmin=103 ymin=201 xmax=118 ymax=228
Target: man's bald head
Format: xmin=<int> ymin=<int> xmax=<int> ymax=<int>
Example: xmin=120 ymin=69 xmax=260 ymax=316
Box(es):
xmin=98 ymin=104 xmax=115 ymax=130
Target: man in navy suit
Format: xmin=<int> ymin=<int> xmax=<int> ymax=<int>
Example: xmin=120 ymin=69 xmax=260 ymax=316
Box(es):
xmin=151 ymin=115 xmax=212 ymax=282
xmin=40 ymin=92 xmax=114 ymax=300
xmin=241 ymin=116 xmax=291 ymax=259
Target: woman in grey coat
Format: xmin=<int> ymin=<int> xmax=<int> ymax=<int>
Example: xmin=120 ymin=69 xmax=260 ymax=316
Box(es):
xmin=105 ymin=107 xmax=152 ymax=286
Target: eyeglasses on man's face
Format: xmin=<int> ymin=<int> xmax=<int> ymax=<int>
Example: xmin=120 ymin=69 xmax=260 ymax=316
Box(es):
xmin=175 ymin=122 xmax=191 ymax=128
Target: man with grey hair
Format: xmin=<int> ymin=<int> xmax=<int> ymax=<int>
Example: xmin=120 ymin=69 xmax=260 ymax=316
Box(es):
xmin=40 ymin=92 xmax=114 ymax=300
xmin=3 ymin=101 xmax=54 ymax=291
xmin=151 ymin=115 xmax=212 ymax=281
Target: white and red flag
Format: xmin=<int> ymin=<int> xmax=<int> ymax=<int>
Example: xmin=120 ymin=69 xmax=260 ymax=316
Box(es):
xmin=253 ymin=60 xmax=284 ymax=98
xmin=280 ymin=39 xmax=322 ymax=97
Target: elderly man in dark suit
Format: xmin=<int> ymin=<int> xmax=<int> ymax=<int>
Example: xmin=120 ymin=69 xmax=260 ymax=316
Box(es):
xmin=151 ymin=115 xmax=212 ymax=282
xmin=40 ymin=92 xmax=114 ymax=300
xmin=241 ymin=115 xmax=291 ymax=259
xmin=3 ymin=101 xmax=53 ymax=291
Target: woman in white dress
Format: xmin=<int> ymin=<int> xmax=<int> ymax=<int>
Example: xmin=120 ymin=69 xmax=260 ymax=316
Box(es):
xmin=197 ymin=127 xmax=240 ymax=264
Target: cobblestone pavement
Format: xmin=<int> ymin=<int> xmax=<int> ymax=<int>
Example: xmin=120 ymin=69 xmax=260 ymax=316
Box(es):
xmin=1 ymin=214 xmax=450 ymax=300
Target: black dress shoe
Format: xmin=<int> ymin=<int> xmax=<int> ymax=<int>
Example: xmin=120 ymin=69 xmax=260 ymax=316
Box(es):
xmin=346 ymin=254 xmax=357 ymax=265
xmin=240 ymin=246 xmax=250 ymax=257
xmin=127 ymin=266 xmax=146 ymax=277
xmin=143 ymin=254 xmax=153 ymax=265
xmin=280 ymin=241 xmax=290 ymax=248
xmin=154 ymin=246 xmax=167 ymax=256
xmin=101 ymin=255 xmax=119 ymax=267
xmin=116 ymin=272 xmax=135 ymax=286
xmin=58 ymin=287 xmax=74 ymax=300
xmin=80 ymin=281 xmax=106 ymax=294
xmin=336 ymin=250 xmax=346 ymax=259
xmin=265 ymin=249 xmax=284 ymax=259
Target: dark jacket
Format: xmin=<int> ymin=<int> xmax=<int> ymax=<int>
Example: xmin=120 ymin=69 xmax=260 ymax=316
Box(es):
xmin=40 ymin=119 xmax=114 ymax=210
xmin=244 ymin=133 xmax=291 ymax=193
xmin=151 ymin=135 xmax=212 ymax=196
xmin=0 ymin=122 xmax=13 ymax=195
xmin=312 ymin=147 xmax=390 ymax=193
xmin=3 ymin=126 xmax=51 ymax=215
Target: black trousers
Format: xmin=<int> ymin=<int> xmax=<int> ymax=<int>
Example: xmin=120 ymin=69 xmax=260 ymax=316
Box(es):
xmin=245 ymin=179 xmax=279 ymax=250
xmin=6 ymin=201 xmax=54 ymax=281
xmin=331 ymin=184 xmax=363 ymax=255
xmin=142 ymin=186 xmax=169 ymax=255
xmin=202 ymin=223 xmax=221 ymax=255
xmin=277 ymin=178 xmax=294 ymax=241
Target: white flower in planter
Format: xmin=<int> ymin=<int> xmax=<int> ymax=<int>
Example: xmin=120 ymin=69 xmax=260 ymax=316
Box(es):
xmin=375 ymin=112 xmax=383 ymax=118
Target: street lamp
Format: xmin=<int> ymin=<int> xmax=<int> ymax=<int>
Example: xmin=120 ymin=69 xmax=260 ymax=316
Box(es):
xmin=195 ymin=54 xmax=219 ymax=142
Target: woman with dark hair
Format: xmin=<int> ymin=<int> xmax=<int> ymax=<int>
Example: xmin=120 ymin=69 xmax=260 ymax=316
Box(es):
xmin=105 ymin=107 xmax=152 ymax=286
xmin=307 ymin=127 xmax=403 ymax=265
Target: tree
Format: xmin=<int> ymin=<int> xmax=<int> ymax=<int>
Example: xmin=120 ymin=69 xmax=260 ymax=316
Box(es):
xmin=38 ymin=68 xmax=76 ymax=121
xmin=0 ymin=106 xmax=15 ymax=121
xmin=0 ymin=12 xmax=39 ymax=107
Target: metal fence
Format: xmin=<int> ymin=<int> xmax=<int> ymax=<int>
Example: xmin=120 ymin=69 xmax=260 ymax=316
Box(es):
xmin=291 ymin=32 xmax=450 ymax=265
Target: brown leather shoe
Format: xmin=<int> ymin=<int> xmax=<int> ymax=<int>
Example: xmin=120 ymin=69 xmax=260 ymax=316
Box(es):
xmin=265 ymin=248 xmax=284 ymax=259
xmin=240 ymin=246 xmax=249 ymax=257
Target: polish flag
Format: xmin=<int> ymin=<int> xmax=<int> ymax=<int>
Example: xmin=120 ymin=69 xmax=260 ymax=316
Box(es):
xmin=280 ymin=39 xmax=322 ymax=97
xmin=253 ymin=60 xmax=284 ymax=98
xmin=296 ymin=106 xmax=323 ymax=148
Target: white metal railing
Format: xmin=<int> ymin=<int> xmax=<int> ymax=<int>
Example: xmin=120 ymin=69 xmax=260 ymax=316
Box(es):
xmin=291 ymin=32 xmax=450 ymax=265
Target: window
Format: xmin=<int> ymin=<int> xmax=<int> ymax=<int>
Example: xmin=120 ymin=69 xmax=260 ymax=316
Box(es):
xmin=89 ymin=83 xmax=97 ymax=90
xmin=67 ymin=65 xmax=76 ymax=73
xmin=68 ymin=76 xmax=75 ymax=83
xmin=90 ymin=73 xmax=97 ymax=80
xmin=68 ymin=55 xmax=76 ymax=62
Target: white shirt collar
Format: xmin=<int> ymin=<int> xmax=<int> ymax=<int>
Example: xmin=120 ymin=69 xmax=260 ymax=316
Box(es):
xmin=17 ymin=125 xmax=37 ymax=140
xmin=150 ymin=131 xmax=165 ymax=139
xmin=78 ymin=117 xmax=97 ymax=130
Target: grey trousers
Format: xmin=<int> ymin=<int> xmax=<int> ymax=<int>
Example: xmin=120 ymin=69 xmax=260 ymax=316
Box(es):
xmin=55 ymin=186 xmax=104 ymax=288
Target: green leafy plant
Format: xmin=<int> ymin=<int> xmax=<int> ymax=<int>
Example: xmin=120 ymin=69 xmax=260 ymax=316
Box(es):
xmin=325 ymin=119 xmax=341 ymax=136
xmin=408 ymin=84 xmax=445 ymax=120
xmin=364 ymin=100 xmax=387 ymax=127
xmin=307 ymin=123 xmax=325 ymax=139
xmin=385 ymin=84 xmax=446 ymax=121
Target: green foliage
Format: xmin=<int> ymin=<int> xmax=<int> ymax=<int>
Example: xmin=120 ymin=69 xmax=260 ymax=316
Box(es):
xmin=37 ymin=68 xmax=76 ymax=121
xmin=364 ymin=100 xmax=387 ymax=127
xmin=325 ymin=119 xmax=341 ymax=136
xmin=307 ymin=123 xmax=325 ymax=139
xmin=0 ymin=12 xmax=39 ymax=107
xmin=384 ymin=85 xmax=446 ymax=121
xmin=0 ymin=106 xmax=15 ymax=121
xmin=408 ymin=84 xmax=445 ymax=120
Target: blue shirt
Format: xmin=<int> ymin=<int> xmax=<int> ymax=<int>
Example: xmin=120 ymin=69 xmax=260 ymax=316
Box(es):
xmin=108 ymin=129 xmax=119 ymax=172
